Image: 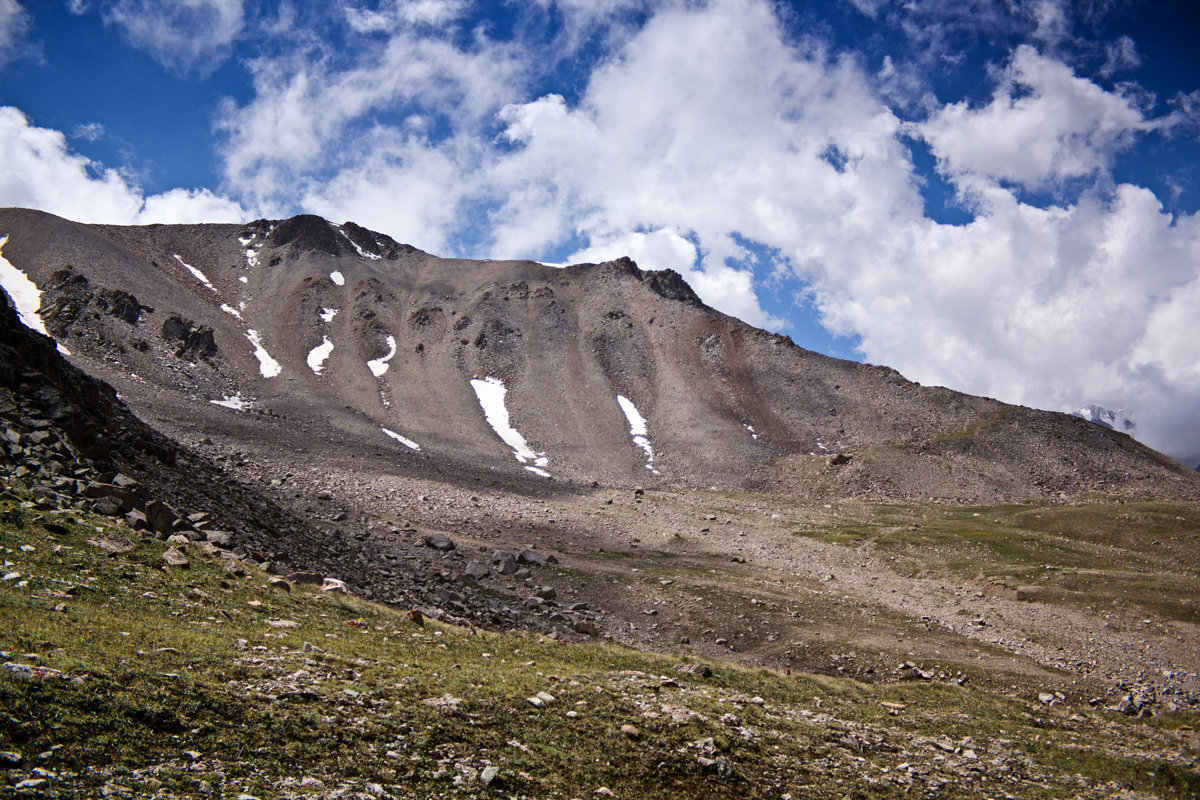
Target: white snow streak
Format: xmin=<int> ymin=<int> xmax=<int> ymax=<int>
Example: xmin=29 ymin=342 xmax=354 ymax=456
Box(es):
xmin=367 ymin=335 xmax=396 ymax=377
xmin=238 ymin=234 xmax=254 ymax=246
xmin=220 ymin=303 xmax=242 ymax=320
xmin=210 ymin=393 xmax=250 ymax=410
xmin=245 ymin=329 xmax=282 ymax=377
xmin=381 ymin=427 xmax=420 ymax=451
xmin=245 ymin=248 xmax=260 ymax=268
xmin=307 ymin=336 xmax=334 ymax=374
xmin=470 ymin=376 xmax=550 ymax=476
xmin=616 ymin=394 xmax=660 ymax=475
xmin=338 ymin=227 xmax=382 ymax=260
xmin=173 ymin=254 xmax=216 ymax=292
xmin=330 ymin=270 xmax=345 ymax=286
xmin=319 ymin=307 xmax=338 ymax=323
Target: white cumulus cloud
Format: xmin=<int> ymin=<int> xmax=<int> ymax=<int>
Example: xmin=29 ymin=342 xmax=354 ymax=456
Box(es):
xmin=0 ymin=106 xmax=246 ymax=224
xmin=920 ymin=45 xmax=1149 ymax=189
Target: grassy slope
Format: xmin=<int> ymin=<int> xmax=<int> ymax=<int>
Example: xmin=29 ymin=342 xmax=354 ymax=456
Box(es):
xmin=1 ymin=493 xmax=1199 ymax=799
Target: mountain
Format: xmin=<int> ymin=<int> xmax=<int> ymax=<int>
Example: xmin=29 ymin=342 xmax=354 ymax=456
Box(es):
xmin=2 ymin=207 xmax=1197 ymax=504
xmin=5 ymin=208 xmax=1200 ymax=797
xmin=1072 ymin=403 xmax=1136 ymax=433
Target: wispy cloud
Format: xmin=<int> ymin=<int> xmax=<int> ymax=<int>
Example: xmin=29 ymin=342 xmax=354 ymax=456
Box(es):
xmin=0 ymin=0 xmax=32 ymax=69
xmin=71 ymin=121 xmax=106 ymax=141
xmin=102 ymin=0 xmax=245 ymax=74
xmin=344 ymin=0 xmax=468 ymax=32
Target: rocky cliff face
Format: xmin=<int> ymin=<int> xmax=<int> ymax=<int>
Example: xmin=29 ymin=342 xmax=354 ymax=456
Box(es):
xmin=2 ymin=206 xmax=1197 ymax=503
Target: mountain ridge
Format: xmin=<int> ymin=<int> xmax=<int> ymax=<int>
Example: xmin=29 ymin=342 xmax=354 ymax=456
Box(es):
xmin=1 ymin=206 xmax=1197 ymax=504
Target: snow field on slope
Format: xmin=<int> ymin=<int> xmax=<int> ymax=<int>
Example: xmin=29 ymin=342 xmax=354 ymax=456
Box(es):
xmin=307 ymin=337 xmax=334 ymax=374
xmin=330 ymin=271 xmax=345 ymax=286
xmin=210 ymin=393 xmax=251 ymax=410
xmin=616 ymin=394 xmax=660 ymax=475
xmin=337 ymin=227 xmax=382 ymax=260
xmin=470 ymin=377 xmax=550 ymax=477
xmin=173 ymin=254 xmax=216 ymax=292
xmin=245 ymin=330 xmax=282 ymax=378
xmin=367 ymin=335 xmax=396 ymax=377
xmin=381 ymin=427 xmax=420 ymax=451
xmin=0 ymin=235 xmax=69 ymax=355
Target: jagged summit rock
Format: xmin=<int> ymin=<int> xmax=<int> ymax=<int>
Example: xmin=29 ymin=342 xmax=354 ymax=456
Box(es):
xmin=2 ymin=206 xmax=1198 ymax=503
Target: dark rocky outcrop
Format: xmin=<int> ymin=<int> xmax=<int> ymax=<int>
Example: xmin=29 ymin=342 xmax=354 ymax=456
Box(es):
xmin=161 ymin=314 xmax=216 ymax=359
xmin=266 ymin=214 xmax=344 ymax=256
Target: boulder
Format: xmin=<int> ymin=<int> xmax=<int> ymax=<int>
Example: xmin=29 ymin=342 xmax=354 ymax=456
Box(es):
xmin=517 ymin=549 xmax=548 ymax=566
xmin=424 ymin=533 xmax=456 ymax=552
xmin=144 ymin=499 xmax=181 ymax=537
xmin=162 ymin=547 xmax=189 ymax=568
xmin=205 ymin=530 xmax=232 ymax=548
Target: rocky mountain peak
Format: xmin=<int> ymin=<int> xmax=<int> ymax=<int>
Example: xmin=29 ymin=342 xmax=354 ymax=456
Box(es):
xmin=263 ymin=214 xmax=344 ymax=256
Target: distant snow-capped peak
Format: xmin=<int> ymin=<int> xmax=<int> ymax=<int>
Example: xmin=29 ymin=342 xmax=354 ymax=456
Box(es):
xmin=1073 ymin=404 xmax=1135 ymax=433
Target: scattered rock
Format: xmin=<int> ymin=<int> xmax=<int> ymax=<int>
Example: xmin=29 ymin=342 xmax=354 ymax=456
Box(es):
xmin=205 ymin=530 xmax=233 ymax=548
xmin=424 ymin=533 xmax=456 ymax=552
xmin=674 ymin=663 xmax=712 ymax=678
xmin=161 ymin=547 xmax=188 ymax=568
xmin=422 ymin=693 xmax=463 ymax=711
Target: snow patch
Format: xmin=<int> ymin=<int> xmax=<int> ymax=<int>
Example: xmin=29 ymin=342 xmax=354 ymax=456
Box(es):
xmin=238 ymin=276 xmax=248 ymax=284
xmin=617 ymin=395 xmax=660 ymax=475
xmin=307 ymin=336 xmax=334 ymax=374
xmin=367 ymin=335 xmax=396 ymax=377
xmin=330 ymin=270 xmax=345 ymax=286
xmin=210 ymin=393 xmax=250 ymax=410
xmin=245 ymin=329 xmax=282 ymax=378
xmin=319 ymin=307 xmax=338 ymax=323
xmin=337 ymin=227 xmax=382 ymax=260
xmin=245 ymin=248 xmax=260 ymax=268
xmin=173 ymin=254 xmax=216 ymax=292
xmin=470 ymin=376 xmax=550 ymax=475
xmin=381 ymin=427 xmax=420 ymax=451
xmin=237 ymin=234 xmax=254 ymax=246
xmin=220 ymin=303 xmax=242 ymax=320
xmin=744 ymin=423 xmax=759 ymax=440
xmin=0 ymin=234 xmax=69 ymax=354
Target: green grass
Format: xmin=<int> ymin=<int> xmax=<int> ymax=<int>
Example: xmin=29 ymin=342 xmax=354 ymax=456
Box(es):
xmin=1 ymin=494 xmax=1198 ymax=798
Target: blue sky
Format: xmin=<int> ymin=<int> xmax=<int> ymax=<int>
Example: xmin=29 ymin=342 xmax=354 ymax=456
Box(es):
xmin=2 ymin=0 xmax=1199 ymax=464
